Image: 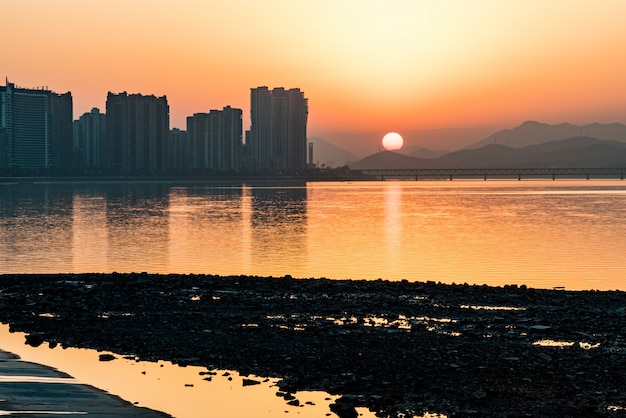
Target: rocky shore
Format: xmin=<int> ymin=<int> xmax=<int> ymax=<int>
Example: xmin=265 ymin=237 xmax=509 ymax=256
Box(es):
xmin=0 ymin=273 xmax=625 ymax=417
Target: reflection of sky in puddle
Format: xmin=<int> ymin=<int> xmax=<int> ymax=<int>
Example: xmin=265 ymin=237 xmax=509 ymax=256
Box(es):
xmin=0 ymin=324 xmax=375 ymax=418
xmin=532 ymin=339 xmax=601 ymax=350
xmin=266 ymin=314 xmax=458 ymax=335
xmin=459 ymin=305 xmax=526 ymax=311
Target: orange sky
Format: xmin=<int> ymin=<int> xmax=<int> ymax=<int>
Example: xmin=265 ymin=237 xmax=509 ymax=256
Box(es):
xmin=3 ymin=0 xmax=626 ymax=156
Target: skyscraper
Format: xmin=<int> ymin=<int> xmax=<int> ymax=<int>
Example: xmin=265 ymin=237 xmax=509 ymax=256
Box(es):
xmin=105 ymin=92 xmax=169 ymax=174
xmin=51 ymin=91 xmax=74 ymax=173
xmin=249 ymin=87 xmax=308 ymax=171
xmin=74 ymin=108 xmax=106 ymax=170
xmin=0 ymin=81 xmax=72 ymax=170
xmin=186 ymin=106 xmax=242 ymax=171
xmin=167 ymin=128 xmax=188 ymax=172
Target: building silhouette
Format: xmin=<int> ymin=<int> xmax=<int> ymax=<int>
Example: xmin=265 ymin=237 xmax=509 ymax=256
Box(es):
xmin=186 ymin=106 xmax=242 ymax=171
xmin=167 ymin=128 xmax=188 ymax=171
xmin=51 ymin=91 xmax=74 ymax=173
xmin=249 ymin=87 xmax=308 ymax=170
xmin=0 ymin=81 xmax=73 ymax=170
xmin=74 ymin=108 xmax=106 ymax=170
xmin=105 ymin=92 xmax=169 ymax=174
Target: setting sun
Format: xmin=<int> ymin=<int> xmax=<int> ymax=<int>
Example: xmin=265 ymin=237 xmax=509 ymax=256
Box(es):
xmin=382 ymin=132 xmax=404 ymax=151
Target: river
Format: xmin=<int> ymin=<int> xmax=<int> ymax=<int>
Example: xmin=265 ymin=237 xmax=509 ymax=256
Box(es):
xmin=1 ymin=179 xmax=625 ymax=290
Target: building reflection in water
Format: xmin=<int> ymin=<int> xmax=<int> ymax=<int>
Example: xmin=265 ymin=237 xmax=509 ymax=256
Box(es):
xmin=102 ymin=183 xmax=171 ymax=273
xmin=247 ymin=183 xmax=307 ymax=276
xmin=72 ymin=188 xmax=108 ymax=272
xmin=167 ymin=182 xmax=307 ymax=277
xmin=0 ymin=184 xmax=74 ymax=273
xmin=167 ymin=184 xmax=245 ymax=274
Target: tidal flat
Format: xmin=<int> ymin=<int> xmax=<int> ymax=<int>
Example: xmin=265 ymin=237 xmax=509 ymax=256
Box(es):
xmin=0 ymin=273 xmax=625 ymax=417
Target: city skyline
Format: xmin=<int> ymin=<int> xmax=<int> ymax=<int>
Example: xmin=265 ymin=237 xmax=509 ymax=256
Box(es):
xmin=1 ymin=80 xmax=310 ymax=174
xmin=4 ymin=1 xmax=626 ymax=157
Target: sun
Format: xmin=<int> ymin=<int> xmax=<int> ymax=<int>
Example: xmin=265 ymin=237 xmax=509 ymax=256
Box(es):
xmin=382 ymin=132 xmax=404 ymax=151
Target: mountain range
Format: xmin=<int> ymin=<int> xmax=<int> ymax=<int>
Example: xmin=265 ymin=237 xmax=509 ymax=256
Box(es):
xmin=465 ymin=120 xmax=626 ymax=149
xmin=349 ymin=122 xmax=626 ymax=170
xmin=308 ymin=136 xmax=357 ymax=167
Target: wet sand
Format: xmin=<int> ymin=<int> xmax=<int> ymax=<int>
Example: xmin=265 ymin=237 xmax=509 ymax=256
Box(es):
xmin=0 ymin=273 xmax=625 ymax=417
xmin=0 ymin=348 xmax=170 ymax=417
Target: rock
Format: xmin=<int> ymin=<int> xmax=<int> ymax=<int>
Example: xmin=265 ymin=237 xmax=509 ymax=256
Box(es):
xmin=2 ymin=273 xmax=626 ymax=417
xmin=25 ymin=333 xmax=44 ymax=347
xmin=329 ymin=399 xmax=358 ymax=418
xmin=529 ymin=325 xmax=552 ymax=331
xmin=98 ymin=353 xmax=116 ymax=362
xmin=473 ymin=389 xmax=487 ymax=399
xmin=242 ymin=378 xmax=261 ymax=386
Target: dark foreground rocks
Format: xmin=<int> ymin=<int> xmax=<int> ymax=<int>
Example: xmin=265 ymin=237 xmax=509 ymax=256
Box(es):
xmin=1 ymin=273 xmax=626 ymax=417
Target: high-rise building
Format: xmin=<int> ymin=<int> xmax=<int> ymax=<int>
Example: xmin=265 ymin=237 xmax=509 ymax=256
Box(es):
xmin=105 ymin=92 xmax=169 ymax=174
xmin=167 ymin=128 xmax=188 ymax=171
xmin=0 ymin=81 xmax=72 ymax=170
xmin=51 ymin=91 xmax=74 ymax=173
xmin=74 ymin=108 xmax=106 ymax=170
xmin=249 ymin=86 xmax=308 ymax=171
xmin=186 ymin=106 xmax=242 ymax=171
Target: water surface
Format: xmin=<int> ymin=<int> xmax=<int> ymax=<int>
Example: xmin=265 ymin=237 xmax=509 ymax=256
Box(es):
xmin=1 ymin=180 xmax=625 ymax=290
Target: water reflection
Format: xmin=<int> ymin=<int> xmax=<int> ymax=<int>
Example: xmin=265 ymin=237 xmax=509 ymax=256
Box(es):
xmin=0 ymin=324 xmax=375 ymax=418
xmin=72 ymin=193 xmax=108 ymax=272
xmin=0 ymin=184 xmax=74 ymax=272
xmin=104 ymin=184 xmax=171 ymax=273
xmin=1 ymin=180 xmax=626 ymax=290
xmin=167 ymin=185 xmax=246 ymax=274
xmin=249 ymin=185 xmax=307 ymax=276
xmin=384 ymin=183 xmax=403 ymax=277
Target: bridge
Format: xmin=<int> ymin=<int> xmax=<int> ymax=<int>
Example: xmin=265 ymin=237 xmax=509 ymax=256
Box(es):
xmin=358 ymin=167 xmax=626 ymax=181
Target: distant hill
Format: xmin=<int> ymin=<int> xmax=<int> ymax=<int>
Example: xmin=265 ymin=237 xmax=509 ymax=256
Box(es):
xmin=349 ymin=137 xmax=626 ymax=169
xmin=401 ymin=146 xmax=448 ymax=159
xmin=349 ymin=151 xmax=424 ymax=170
xmin=466 ymin=121 xmax=626 ymax=149
xmin=308 ymin=136 xmax=357 ymax=168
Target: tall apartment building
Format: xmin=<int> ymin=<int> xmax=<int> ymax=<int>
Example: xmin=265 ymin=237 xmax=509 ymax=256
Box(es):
xmin=249 ymin=86 xmax=308 ymax=170
xmin=0 ymin=81 xmax=73 ymax=170
xmin=167 ymin=128 xmax=188 ymax=171
xmin=74 ymin=108 xmax=106 ymax=170
xmin=105 ymin=92 xmax=169 ymax=174
xmin=51 ymin=91 xmax=74 ymax=172
xmin=186 ymin=106 xmax=242 ymax=171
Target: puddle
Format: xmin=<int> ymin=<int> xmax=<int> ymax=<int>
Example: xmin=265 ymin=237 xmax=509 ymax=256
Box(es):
xmin=459 ymin=305 xmax=525 ymax=311
xmin=0 ymin=323 xmax=376 ymax=418
xmin=532 ymin=339 xmax=601 ymax=349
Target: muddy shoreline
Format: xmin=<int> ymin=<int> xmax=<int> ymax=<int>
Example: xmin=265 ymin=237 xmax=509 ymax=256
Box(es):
xmin=0 ymin=273 xmax=625 ymax=417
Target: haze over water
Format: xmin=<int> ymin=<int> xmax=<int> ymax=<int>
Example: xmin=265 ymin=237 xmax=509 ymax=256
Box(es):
xmin=1 ymin=180 xmax=625 ymax=291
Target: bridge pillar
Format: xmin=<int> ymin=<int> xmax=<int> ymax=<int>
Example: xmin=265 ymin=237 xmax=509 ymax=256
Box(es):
xmin=449 ymin=174 xmax=453 ymax=181
xmin=552 ymin=174 xmax=556 ymax=180
xmin=415 ymin=175 xmax=419 ymax=181
xmin=586 ymin=174 xmax=590 ymax=180
xmin=484 ymin=173 xmax=487 ymax=181
xmin=518 ymin=174 xmax=521 ymax=180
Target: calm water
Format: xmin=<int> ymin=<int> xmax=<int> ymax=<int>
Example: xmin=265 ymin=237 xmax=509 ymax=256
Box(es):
xmin=0 ymin=323 xmax=378 ymax=418
xmin=1 ymin=179 xmax=626 ymax=290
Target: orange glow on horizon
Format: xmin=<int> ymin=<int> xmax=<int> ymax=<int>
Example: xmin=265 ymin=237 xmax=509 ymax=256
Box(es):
xmin=4 ymin=0 xmax=626 ymax=151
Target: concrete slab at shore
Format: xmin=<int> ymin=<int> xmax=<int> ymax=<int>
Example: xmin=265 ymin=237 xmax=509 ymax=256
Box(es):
xmin=0 ymin=349 xmax=170 ymax=417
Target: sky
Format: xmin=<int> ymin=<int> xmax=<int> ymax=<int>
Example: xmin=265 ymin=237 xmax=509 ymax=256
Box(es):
xmin=3 ymin=0 xmax=626 ymax=157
